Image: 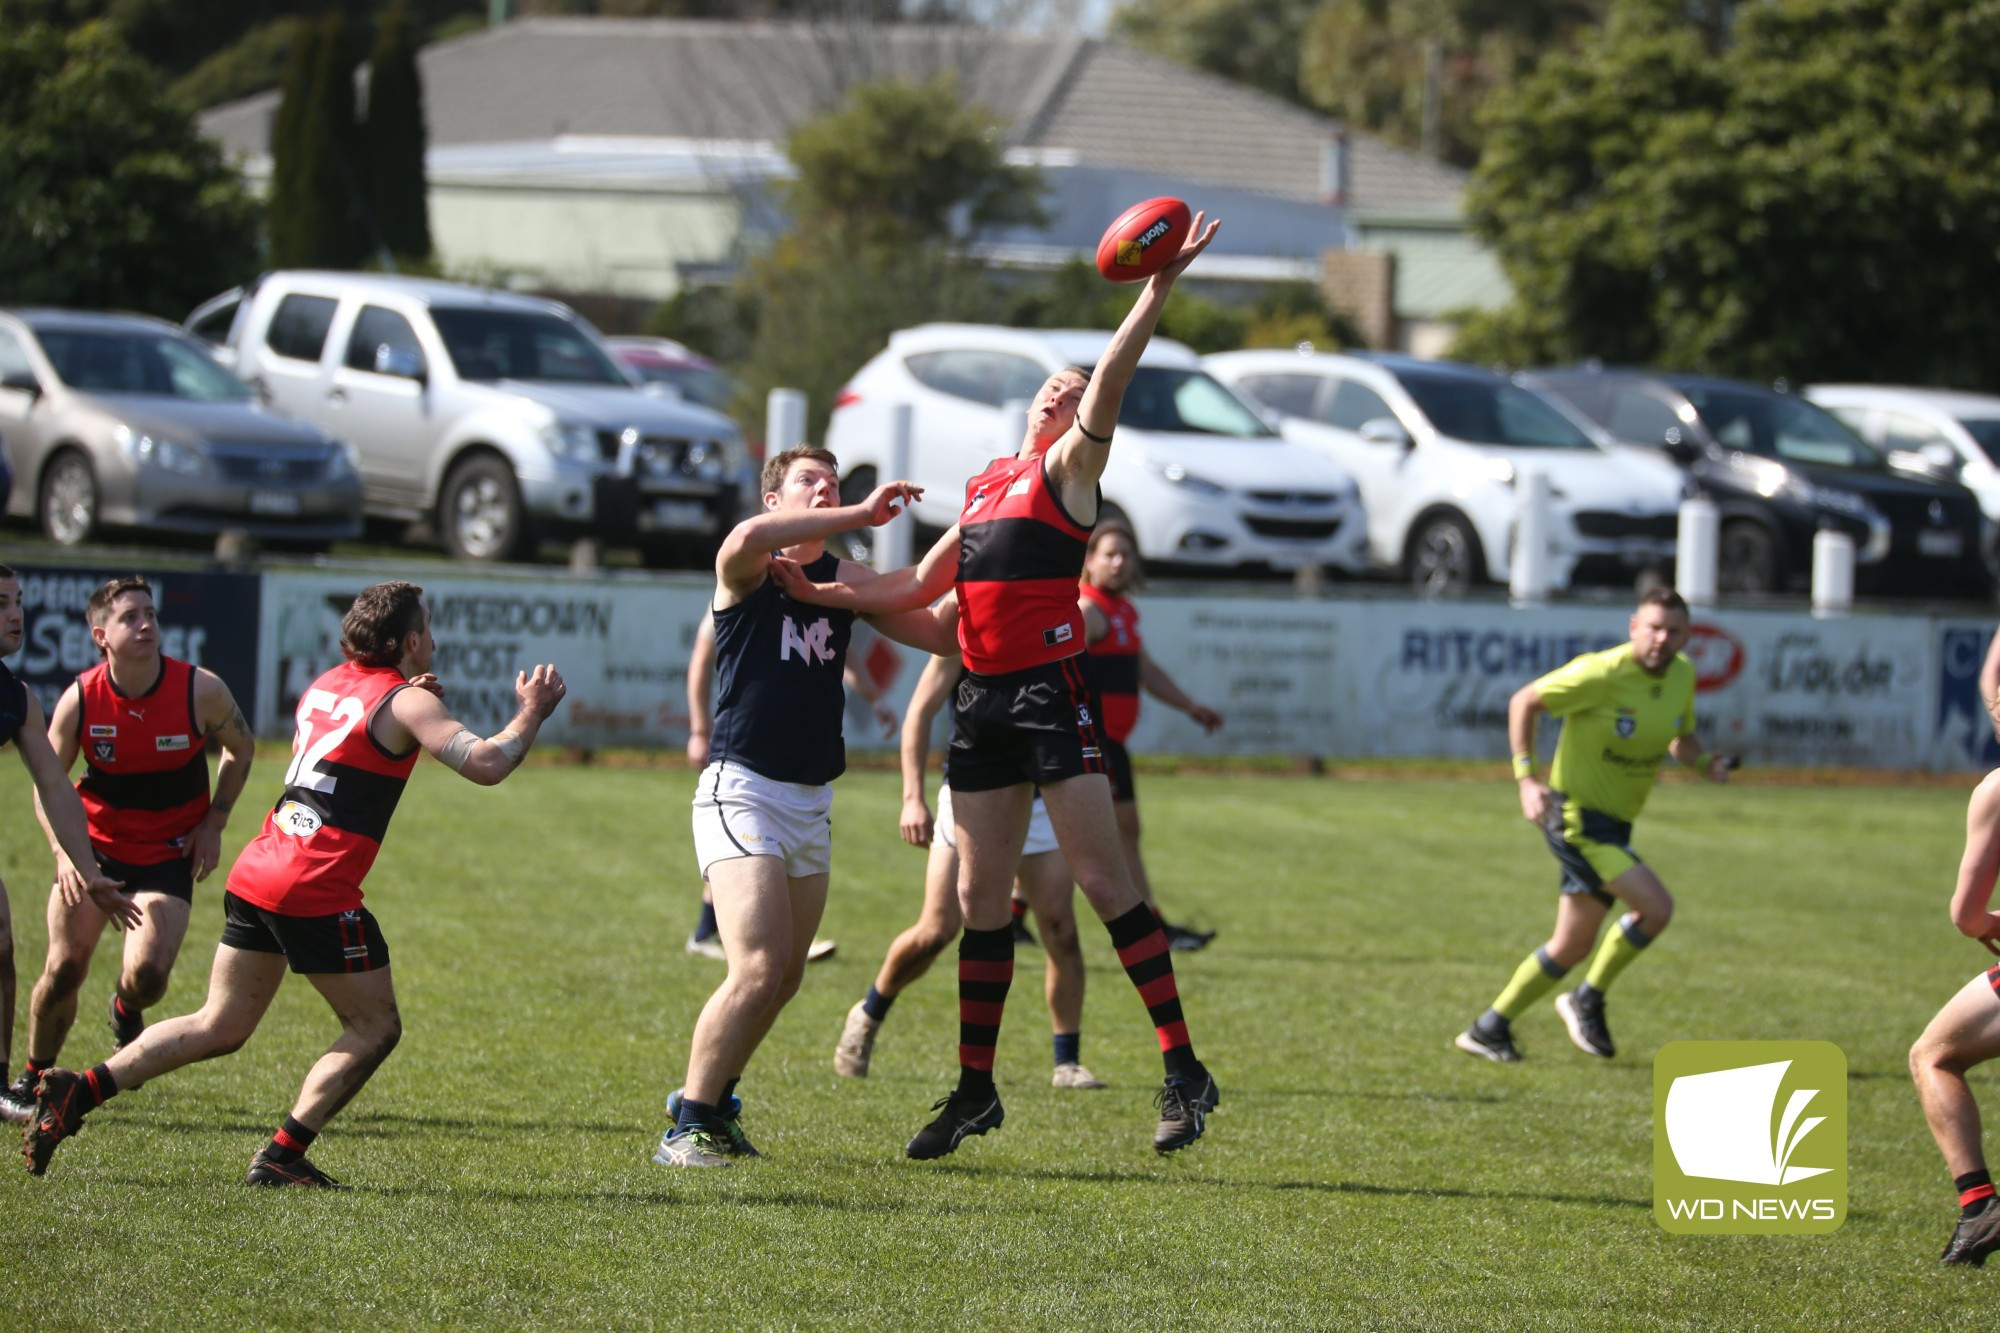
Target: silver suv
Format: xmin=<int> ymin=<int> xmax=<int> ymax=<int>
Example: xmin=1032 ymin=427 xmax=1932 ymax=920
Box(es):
xmin=187 ymin=273 xmax=753 ymax=563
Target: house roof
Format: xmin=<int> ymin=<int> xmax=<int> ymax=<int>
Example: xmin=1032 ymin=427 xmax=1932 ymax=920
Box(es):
xmin=199 ymin=17 xmax=1467 ymax=216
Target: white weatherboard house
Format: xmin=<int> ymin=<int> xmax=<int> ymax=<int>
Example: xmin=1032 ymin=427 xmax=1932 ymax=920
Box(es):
xmin=198 ymin=17 xmax=1506 ymax=352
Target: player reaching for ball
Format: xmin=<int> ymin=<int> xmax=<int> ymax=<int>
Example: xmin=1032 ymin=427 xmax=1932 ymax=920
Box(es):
xmin=774 ymin=206 xmax=1224 ymax=1158
xmin=23 ymin=582 xmax=567 ymax=1186
xmin=1455 ymin=587 xmax=1730 ymax=1064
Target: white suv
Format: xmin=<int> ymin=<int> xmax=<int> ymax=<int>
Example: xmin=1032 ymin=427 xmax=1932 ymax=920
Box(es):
xmin=187 ymin=273 xmax=754 ymax=564
xmin=1204 ymin=349 xmax=1687 ymax=591
xmin=823 ymin=325 xmax=1368 ymax=574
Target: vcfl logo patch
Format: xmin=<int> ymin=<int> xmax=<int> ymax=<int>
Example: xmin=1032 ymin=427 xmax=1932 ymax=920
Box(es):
xmin=780 ymin=615 xmax=836 ymax=665
xmin=1653 ymin=1041 xmax=1846 ymax=1234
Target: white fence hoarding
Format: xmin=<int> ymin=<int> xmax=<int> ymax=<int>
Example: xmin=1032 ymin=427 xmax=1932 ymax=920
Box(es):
xmin=255 ymin=568 xmax=1998 ymax=773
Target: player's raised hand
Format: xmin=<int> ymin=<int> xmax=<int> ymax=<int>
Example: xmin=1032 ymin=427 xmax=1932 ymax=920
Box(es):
xmin=1153 ymin=211 xmax=1219 ymax=286
xmin=408 ymin=672 xmax=445 ymax=698
xmin=862 ymin=481 xmax=923 ymax=527
xmin=86 ymin=873 xmax=140 ymax=931
xmin=517 ymin=664 xmax=567 ymax=719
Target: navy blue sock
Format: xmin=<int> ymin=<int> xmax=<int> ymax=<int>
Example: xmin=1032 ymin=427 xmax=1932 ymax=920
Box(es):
xmin=1053 ymin=1031 xmax=1080 ymax=1066
xmin=693 ymin=900 xmax=719 ymax=943
xmin=862 ymin=985 xmax=894 ymax=1022
xmin=675 ymin=1097 xmax=719 ymax=1133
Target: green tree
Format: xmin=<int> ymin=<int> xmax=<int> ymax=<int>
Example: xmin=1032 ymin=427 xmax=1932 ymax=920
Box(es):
xmin=1455 ymin=0 xmax=2000 ymax=389
xmin=263 ymin=15 xmax=321 ymax=268
xmin=729 ymin=76 xmax=1045 ymax=442
xmin=364 ymin=1 xmax=432 ymax=263
xmin=268 ymin=12 xmax=372 ymax=269
xmin=0 ymin=20 xmax=260 ymax=315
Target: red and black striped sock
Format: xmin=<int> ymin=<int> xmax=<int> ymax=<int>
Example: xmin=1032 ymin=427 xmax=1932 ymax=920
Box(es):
xmin=112 ymin=994 xmax=140 ymax=1023
xmin=1957 ymin=1169 xmax=1995 ymax=1217
xmin=23 ymin=1056 xmax=51 ymax=1084
xmin=1009 ymin=897 xmax=1029 ymax=926
xmin=1106 ymin=903 xmax=1199 ymax=1078
xmin=955 ymin=925 xmax=1014 ymax=1098
xmin=82 ymin=1063 xmax=118 ymax=1108
xmin=267 ymin=1115 xmax=318 ymax=1164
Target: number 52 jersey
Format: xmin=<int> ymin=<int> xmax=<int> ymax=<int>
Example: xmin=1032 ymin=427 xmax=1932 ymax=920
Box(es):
xmin=227 ymin=662 xmax=421 ymax=916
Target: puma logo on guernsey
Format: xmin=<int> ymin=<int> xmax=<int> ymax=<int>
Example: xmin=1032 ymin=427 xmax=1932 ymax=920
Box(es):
xmin=780 ymin=615 xmax=836 ymax=665
xmin=1043 ymin=623 xmax=1074 ymax=648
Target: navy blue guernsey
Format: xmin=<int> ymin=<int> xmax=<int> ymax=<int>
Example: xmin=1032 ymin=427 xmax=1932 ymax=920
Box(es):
xmin=708 ymin=550 xmax=857 ymax=785
xmin=0 ymin=661 xmax=27 ymax=748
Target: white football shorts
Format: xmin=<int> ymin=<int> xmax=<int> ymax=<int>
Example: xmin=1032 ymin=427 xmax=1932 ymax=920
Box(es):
xmin=933 ymin=781 xmax=1059 ymax=857
xmin=692 ymin=760 xmax=834 ymax=879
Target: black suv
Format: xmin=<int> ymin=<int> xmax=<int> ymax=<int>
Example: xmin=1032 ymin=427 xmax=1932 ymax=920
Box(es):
xmin=1528 ymin=368 xmax=1990 ymax=598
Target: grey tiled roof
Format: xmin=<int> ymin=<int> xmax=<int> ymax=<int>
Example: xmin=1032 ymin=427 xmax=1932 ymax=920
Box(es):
xmin=199 ymin=17 xmax=1466 ymax=215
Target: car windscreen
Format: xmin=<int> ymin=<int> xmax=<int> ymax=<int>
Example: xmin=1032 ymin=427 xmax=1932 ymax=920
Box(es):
xmin=1680 ymin=384 xmax=1883 ymax=469
xmin=625 ymin=360 xmax=733 ymax=411
xmin=1958 ymin=419 xmax=2000 ymax=467
xmin=1118 ymin=368 xmax=1274 ymax=437
xmin=1395 ymin=370 xmax=1595 ymax=448
xmin=431 ymin=308 xmax=627 ymax=385
xmin=33 ymin=326 xmax=252 ymax=402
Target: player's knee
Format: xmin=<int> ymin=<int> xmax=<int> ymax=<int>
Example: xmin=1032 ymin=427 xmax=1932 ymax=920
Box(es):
xmin=43 ymin=954 xmax=89 ymax=999
xmin=1039 ymin=911 xmax=1081 ymax=958
xmin=727 ymin=954 xmax=787 ymax=1007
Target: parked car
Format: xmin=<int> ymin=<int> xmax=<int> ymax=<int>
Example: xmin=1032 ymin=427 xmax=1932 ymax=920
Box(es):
xmin=1204 ymin=349 xmax=1686 ymax=592
xmin=0 ymin=309 xmax=363 ymax=548
xmin=606 ymin=337 xmax=735 ymax=414
xmin=186 ymin=273 xmax=754 ymax=564
xmin=1806 ymin=384 xmax=2000 ymax=573
xmin=1531 ymin=367 xmax=1990 ymax=598
xmin=823 ymin=325 xmax=1370 ymax=574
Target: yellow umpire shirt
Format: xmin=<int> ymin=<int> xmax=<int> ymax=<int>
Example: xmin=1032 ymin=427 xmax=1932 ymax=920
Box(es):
xmin=1537 ymin=643 xmax=1697 ymax=824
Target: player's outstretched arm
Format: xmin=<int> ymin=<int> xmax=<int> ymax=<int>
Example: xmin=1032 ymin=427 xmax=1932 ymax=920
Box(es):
xmin=18 ymin=691 xmax=136 ymax=928
xmin=1049 ymin=212 xmax=1220 ymax=491
xmin=898 ymin=653 xmax=960 ymax=847
xmin=387 ymin=665 xmax=568 ymax=786
xmin=31 ymin=682 xmax=95 ymax=908
xmin=187 ymin=669 xmax=256 ymax=882
xmin=775 ymin=525 xmax=961 ymax=617
xmin=1952 ymin=772 xmax=2000 ymax=953
xmin=716 ymin=481 xmax=923 ymax=596
xmin=1139 ymin=648 xmax=1222 ymax=734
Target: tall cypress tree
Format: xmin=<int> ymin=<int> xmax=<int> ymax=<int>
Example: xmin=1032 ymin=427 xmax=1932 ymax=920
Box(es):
xmin=307 ymin=10 xmax=372 ymax=269
xmin=264 ymin=15 xmax=321 ymax=268
xmin=364 ymin=2 xmax=432 ymax=263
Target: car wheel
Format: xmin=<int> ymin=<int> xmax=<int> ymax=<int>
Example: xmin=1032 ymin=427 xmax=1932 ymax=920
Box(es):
xmin=834 ymin=466 xmax=878 ymax=563
xmin=1405 ymin=511 xmax=1485 ymax=594
xmin=39 ymin=450 xmax=99 ymax=546
xmin=1718 ymin=519 xmax=1778 ymax=594
xmin=440 ymin=454 xmax=529 ymax=562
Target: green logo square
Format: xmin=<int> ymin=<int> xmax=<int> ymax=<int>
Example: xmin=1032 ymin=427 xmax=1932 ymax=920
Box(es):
xmin=1653 ymin=1040 xmax=1846 ymax=1234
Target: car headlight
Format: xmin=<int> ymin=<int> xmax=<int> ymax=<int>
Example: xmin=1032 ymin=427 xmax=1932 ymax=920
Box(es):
xmin=115 ymin=424 xmax=207 ymax=477
xmin=1158 ymin=461 xmax=1227 ymax=498
xmin=685 ymin=436 xmax=738 ymax=483
xmin=1780 ymin=474 xmax=1872 ymax=519
xmin=540 ymin=422 xmax=601 ymax=464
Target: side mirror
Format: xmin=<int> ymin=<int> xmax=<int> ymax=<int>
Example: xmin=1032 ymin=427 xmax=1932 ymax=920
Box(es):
xmin=1358 ymin=416 xmax=1411 ymax=449
xmin=372 ymin=344 xmax=427 ymax=383
xmin=1661 ymin=426 xmax=1700 ymax=464
xmin=0 ymin=371 xmax=41 ymax=401
xmin=1920 ymin=440 xmax=1963 ymax=477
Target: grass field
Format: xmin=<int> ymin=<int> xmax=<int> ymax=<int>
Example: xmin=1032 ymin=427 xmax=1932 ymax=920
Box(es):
xmin=1 ymin=755 xmax=1996 ymax=1329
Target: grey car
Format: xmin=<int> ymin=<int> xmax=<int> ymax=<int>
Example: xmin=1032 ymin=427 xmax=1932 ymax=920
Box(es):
xmin=0 ymin=310 xmax=364 ymax=547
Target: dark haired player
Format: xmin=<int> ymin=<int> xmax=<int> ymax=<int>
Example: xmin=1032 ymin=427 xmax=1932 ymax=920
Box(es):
xmin=1456 ymin=587 xmax=1730 ymax=1063
xmin=1909 ymin=767 xmax=2000 ymax=1266
xmin=2 ymin=577 xmax=255 ymax=1123
xmin=776 ymin=212 xmax=1225 ymax=1156
xmin=1078 ymin=522 xmax=1222 ymax=951
xmin=0 ymin=566 xmax=137 ymax=1126
xmin=23 ymin=581 xmax=566 ymax=1185
xmin=654 ymin=447 xmax=957 ymax=1168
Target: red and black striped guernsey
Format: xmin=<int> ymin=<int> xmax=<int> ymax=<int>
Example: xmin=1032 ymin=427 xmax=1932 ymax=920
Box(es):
xmin=74 ymin=656 xmax=210 ymax=865
xmin=956 ymin=453 xmax=1094 ymax=675
xmin=227 ymin=662 xmax=419 ymax=916
xmin=1080 ymin=582 xmax=1141 ymax=743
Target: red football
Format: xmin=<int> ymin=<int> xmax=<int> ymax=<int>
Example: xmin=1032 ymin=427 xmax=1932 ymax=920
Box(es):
xmin=1094 ymin=197 xmax=1192 ymax=283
